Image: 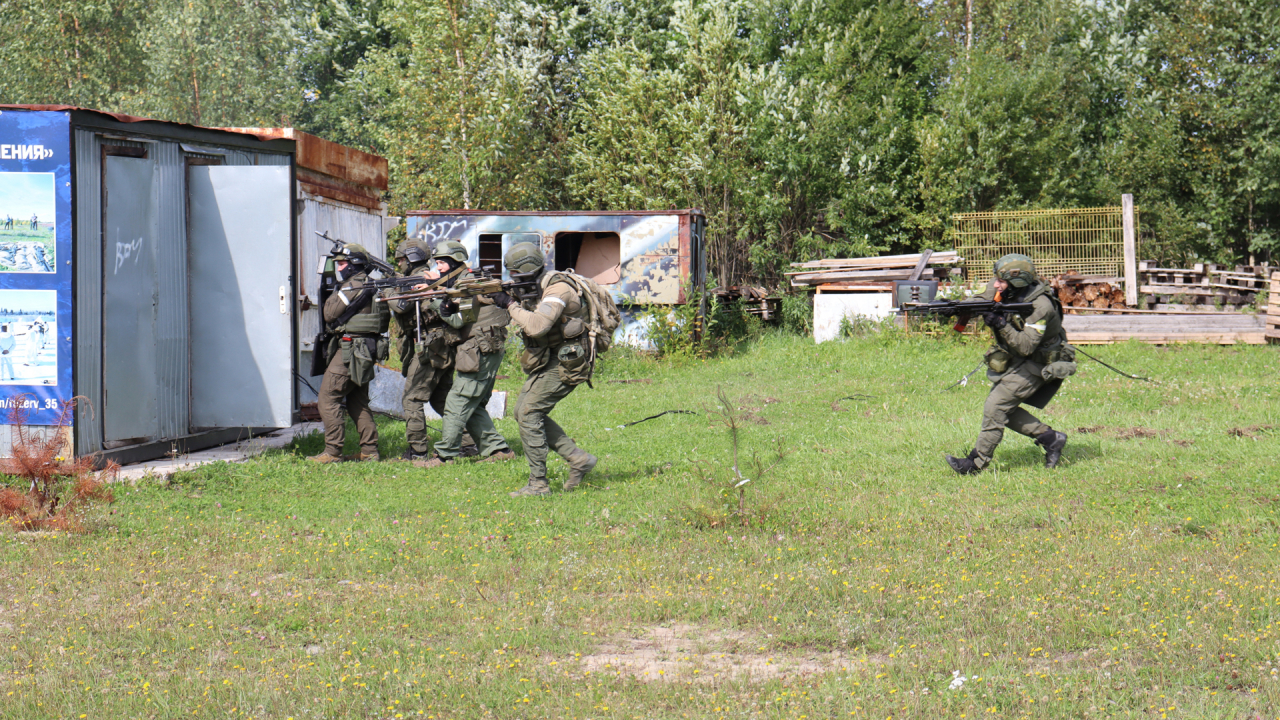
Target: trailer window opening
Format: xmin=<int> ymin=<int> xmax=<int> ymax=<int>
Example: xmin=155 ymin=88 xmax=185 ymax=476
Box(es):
xmin=478 ymin=234 xmax=503 ymax=274
xmin=554 ymin=231 xmax=620 ymax=285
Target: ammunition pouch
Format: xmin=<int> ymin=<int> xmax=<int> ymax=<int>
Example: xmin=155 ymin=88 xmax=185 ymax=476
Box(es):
xmin=562 ymin=317 xmax=587 ymax=340
xmin=455 ymin=338 xmax=482 ymax=374
xmin=342 ymin=335 xmax=387 ymax=387
xmin=984 ymin=347 xmax=1011 ymax=374
xmin=556 ymin=341 xmax=590 ymax=386
xmin=1041 ymin=343 xmax=1078 ymax=381
xmin=476 ymin=325 xmax=506 ymax=354
xmin=419 ymin=325 xmax=455 ymax=368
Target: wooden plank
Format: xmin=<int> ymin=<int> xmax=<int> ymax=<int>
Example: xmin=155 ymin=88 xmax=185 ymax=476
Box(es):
xmin=1122 ymin=194 xmax=1138 ymax=306
xmin=1059 ymin=307 xmax=1251 ymax=315
xmin=908 ymin=249 xmax=934 ymax=282
xmin=791 ymin=268 xmax=915 ymax=284
xmin=787 ymin=252 xmax=958 ymax=271
xmin=1067 ymin=332 xmax=1267 ymax=345
xmin=1140 ymin=285 xmax=1252 ymax=296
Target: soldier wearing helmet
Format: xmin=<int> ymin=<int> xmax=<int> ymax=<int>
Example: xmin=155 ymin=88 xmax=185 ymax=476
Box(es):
xmin=389 ymin=239 xmax=474 ymax=460
xmin=489 ymin=241 xmax=598 ymax=497
xmin=390 ymin=240 xmax=432 ymax=377
xmin=310 ymin=242 xmax=390 ymax=463
xmin=945 ymin=253 xmax=1074 ymax=474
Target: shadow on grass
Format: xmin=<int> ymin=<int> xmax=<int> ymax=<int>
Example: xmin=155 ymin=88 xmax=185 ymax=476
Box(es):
xmin=1000 ymin=438 xmax=1102 ymax=469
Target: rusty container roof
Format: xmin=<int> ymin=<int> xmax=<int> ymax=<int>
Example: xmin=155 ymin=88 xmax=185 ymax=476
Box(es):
xmin=219 ymin=128 xmax=387 ymax=190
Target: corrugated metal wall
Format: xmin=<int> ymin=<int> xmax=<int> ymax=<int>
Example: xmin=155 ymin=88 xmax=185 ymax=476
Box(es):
xmin=73 ymin=128 xmax=291 ymax=455
xmin=296 ymin=191 xmax=388 ymax=402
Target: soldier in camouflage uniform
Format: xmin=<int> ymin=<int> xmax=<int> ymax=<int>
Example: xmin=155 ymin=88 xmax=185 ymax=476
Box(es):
xmin=391 ymin=240 xmax=470 ymax=460
xmin=309 ymin=244 xmax=389 ymax=463
xmin=491 ymin=242 xmax=598 ymax=496
xmin=391 ymin=239 xmax=432 ymax=369
xmin=946 ymin=253 xmax=1074 ymax=474
xmin=414 ymin=294 xmax=515 ymax=467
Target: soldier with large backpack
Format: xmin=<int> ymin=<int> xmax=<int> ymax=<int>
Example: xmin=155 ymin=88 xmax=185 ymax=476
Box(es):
xmin=491 ymin=242 xmax=620 ymax=496
xmin=309 ymin=244 xmax=390 ymax=463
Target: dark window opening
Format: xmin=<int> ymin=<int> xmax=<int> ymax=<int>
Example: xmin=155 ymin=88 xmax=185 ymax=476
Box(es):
xmin=103 ymin=145 xmax=147 ymax=159
xmin=479 ymin=234 xmax=503 ymax=275
xmin=554 ymin=231 xmax=620 ymax=285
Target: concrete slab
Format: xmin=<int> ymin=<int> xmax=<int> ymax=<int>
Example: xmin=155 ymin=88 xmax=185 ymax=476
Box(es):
xmin=116 ymin=422 xmax=323 ymax=482
xmin=367 ymin=362 xmax=506 ymax=419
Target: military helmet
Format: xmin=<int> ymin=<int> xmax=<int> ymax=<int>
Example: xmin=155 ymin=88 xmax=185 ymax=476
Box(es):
xmin=335 ymin=242 xmax=371 ymax=269
xmin=432 ymin=240 xmax=469 ymax=264
xmin=993 ymin=253 xmax=1037 ymax=288
xmin=503 ymin=242 xmax=545 ymax=274
xmin=395 ymin=240 xmax=430 ymax=265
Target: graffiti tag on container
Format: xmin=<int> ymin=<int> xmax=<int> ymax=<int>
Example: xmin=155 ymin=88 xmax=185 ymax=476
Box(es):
xmin=115 ymin=236 xmax=143 ymax=274
xmin=415 ymin=220 xmax=469 ymax=245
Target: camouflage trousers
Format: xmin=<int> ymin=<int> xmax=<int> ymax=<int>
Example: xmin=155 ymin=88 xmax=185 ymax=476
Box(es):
xmin=402 ymin=354 xmax=452 ymax=455
xmin=514 ymin=361 xmax=582 ymax=480
xmin=434 ymin=350 xmax=508 ymax=459
xmin=974 ymin=361 xmax=1051 ymax=469
xmin=318 ymin=368 xmax=377 ymax=456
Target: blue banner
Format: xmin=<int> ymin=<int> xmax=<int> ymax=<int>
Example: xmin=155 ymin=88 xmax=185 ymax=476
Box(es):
xmin=0 ymin=110 xmax=72 ymax=425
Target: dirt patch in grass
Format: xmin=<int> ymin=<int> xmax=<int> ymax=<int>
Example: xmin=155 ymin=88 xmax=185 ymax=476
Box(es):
xmin=573 ymin=623 xmax=872 ymax=682
xmin=1228 ymin=425 xmax=1274 ymax=439
xmin=1076 ymin=426 xmax=1177 ymax=441
xmin=608 ymin=378 xmax=653 ymax=385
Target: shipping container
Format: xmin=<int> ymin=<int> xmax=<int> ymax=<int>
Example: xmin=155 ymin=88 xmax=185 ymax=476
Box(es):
xmin=0 ymin=106 xmax=391 ymax=463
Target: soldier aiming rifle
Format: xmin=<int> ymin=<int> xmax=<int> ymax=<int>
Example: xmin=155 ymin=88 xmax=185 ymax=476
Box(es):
xmin=905 ymin=253 xmax=1077 ymax=474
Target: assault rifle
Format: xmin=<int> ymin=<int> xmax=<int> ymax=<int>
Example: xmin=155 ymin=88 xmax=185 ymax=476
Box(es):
xmin=316 ymin=230 xmax=397 ymax=276
xmin=904 ymin=298 xmax=1037 ymax=331
xmin=377 ymin=267 xmax=543 ymax=304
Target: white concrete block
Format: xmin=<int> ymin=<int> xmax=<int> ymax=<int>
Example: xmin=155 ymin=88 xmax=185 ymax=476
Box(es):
xmin=813 ymin=292 xmax=896 ymax=343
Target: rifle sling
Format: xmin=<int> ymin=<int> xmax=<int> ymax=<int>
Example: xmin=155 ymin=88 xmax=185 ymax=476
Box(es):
xmin=326 ymin=285 xmax=377 ymax=334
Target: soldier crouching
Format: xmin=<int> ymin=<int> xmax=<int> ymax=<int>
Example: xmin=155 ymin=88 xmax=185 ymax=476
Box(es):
xmin=947 ymin=253 xmax=1076 ymax=474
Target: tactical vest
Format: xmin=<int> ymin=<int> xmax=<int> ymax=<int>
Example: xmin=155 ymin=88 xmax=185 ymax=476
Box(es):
xmin=520 ymin=278 xmax=589 ymax=351
xmin=332 ymin=274 xmax=390 ymax=336
xmin=995 ymin=281 xmax=1066 ymax=364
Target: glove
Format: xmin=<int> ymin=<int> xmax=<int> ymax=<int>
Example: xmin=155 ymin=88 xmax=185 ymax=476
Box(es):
xmin=982 ymin=311 xmax=1007 ymax=330
xmin=491 ymin=291 xmax=514 ymax=309
xmin=439 ymin=299 xmax=459 ymax=316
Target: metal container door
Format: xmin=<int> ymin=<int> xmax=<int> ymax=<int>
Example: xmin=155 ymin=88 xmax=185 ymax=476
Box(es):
xmin=188 ymin=166 xmax=292 ymax=429
xmin=102 ymin=154 xmax=160 ymax=445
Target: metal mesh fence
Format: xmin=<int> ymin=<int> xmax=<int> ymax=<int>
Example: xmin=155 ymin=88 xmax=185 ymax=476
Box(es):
xmin=952 ymin=206 xmax=1137 ymax=284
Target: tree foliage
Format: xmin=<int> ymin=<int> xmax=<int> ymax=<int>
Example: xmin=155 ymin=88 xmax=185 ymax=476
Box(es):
xmin=0 ymin=0 xmax=1275 ymax=278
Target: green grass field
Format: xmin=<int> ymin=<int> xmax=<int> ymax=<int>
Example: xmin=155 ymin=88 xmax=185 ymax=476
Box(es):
xmin=4 ymin=331 xmax=1280 ymax=719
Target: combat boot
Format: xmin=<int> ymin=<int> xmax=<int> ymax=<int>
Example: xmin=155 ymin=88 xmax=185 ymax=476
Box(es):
xmin=509 ymin=477 xmax=551 ymax=497
xmin=563 ymin=451 xmax=598 ymax=492
xmin=1035 ymin=429 xmax=1068 ymax=468
xmin=412 ymin=455 xmax=452 ymax=469
xmin=945 ymin=449 xmax=981 ymax=475
xmin=307 ymin=452 xmax=344 ymax=464
xmin=479 ymin=448 xmax=516 ymax=463
xmin=343 ymin=451 xmax=381 ymax=462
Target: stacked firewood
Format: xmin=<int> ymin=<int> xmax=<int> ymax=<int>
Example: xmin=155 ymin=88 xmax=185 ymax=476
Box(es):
xmin=1050 ymin=271 xmax=1129 ymax=312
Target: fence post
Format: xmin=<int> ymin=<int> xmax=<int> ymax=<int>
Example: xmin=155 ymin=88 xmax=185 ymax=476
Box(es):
xmin=1122 ymin=194 xmax=1138 ymax=307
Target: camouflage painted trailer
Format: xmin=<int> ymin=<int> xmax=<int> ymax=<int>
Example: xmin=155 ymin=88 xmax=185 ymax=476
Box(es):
xmin=405 ymin=209 xmax=707 ymax=346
